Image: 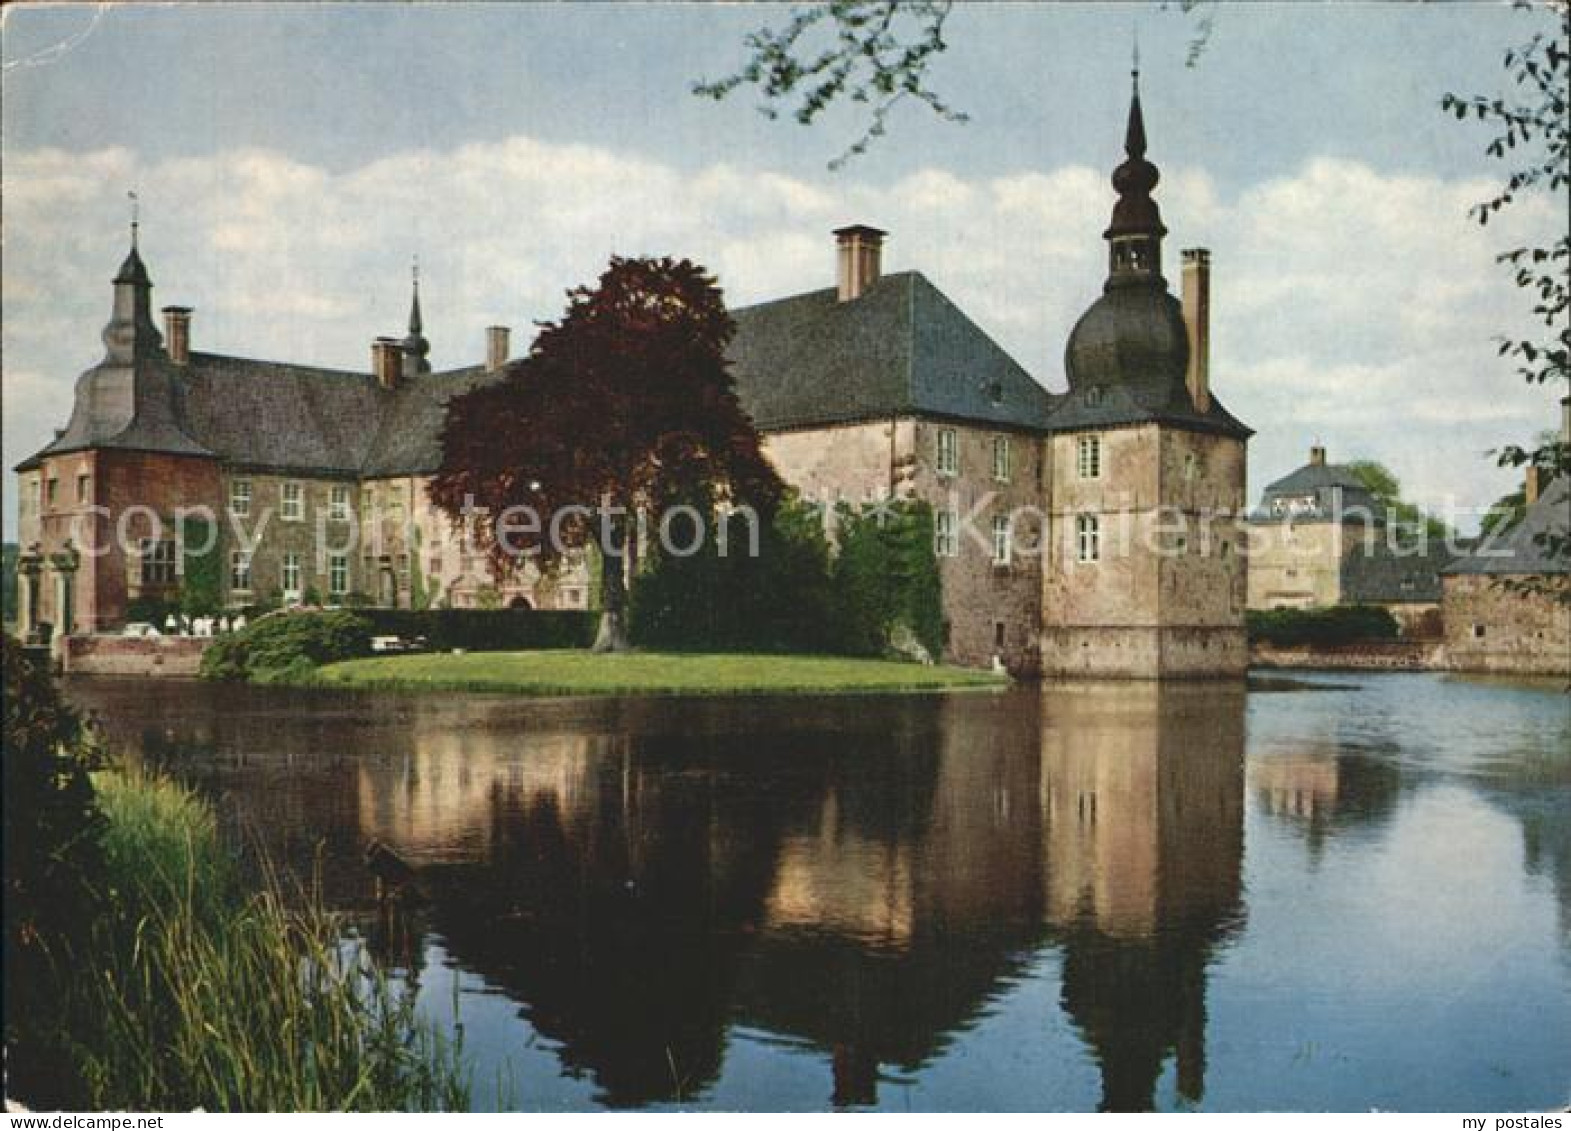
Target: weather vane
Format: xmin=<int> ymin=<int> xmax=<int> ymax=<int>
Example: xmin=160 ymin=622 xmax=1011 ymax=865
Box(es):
xmin=128 ymin=189 xmax=139 ymax=248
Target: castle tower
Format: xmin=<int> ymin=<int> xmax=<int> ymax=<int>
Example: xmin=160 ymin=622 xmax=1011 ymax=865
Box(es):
xmin=1040 ymin=71 xmax=1252 ymax=678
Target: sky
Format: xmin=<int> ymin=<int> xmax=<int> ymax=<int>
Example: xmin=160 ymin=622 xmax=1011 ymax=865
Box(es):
xmin=3 ymin=1 xmax=1565 ymax=540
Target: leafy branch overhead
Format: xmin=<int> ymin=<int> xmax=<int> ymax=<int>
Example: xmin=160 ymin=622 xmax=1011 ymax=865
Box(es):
xmin=1441 ymin=3 xmax=1570 ymax=402
xmin=693 ymin=0 xmax=967 ymax=169
xmin=694 ymin=1 xmax=1220 ymax=169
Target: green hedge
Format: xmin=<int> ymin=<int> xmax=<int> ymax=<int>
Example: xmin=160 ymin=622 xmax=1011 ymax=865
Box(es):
xmin=200 ymin=610 xmax=373 ymax=683
xmin=357 ymin=608 xmax=598 ymax=652
xmin=1247 ymin=604 xmax=1400 ymax=648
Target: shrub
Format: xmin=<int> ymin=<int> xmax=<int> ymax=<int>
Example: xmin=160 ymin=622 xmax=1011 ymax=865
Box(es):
xmin=2 ymin=636 xmax=106 ymax=1105
xmin=1247 ymin=604 xmax=1401 ymax=648
xmin=200 ymin=610 xmax=373 ymax=682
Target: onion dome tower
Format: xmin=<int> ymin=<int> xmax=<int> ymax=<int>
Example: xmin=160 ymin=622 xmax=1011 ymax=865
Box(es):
xmin=1061 ymin=67 xmax=1190 ymax=411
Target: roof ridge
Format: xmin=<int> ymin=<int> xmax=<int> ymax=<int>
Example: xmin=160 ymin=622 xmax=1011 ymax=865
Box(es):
xmin=187 ymin=350 xmax=369 ymax=381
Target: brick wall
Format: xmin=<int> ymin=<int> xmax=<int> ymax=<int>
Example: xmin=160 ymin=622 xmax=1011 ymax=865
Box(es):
xmin=62 ymin=634 xmax=208 ymax=677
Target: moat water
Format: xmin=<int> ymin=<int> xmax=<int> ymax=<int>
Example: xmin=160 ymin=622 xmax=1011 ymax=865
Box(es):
xmin=65 ymin=671 xmax=1570 ymax=1112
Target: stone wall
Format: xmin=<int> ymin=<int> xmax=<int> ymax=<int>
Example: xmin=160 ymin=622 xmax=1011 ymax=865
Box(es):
xmin=1441 ymin=574 xmax=1571 ymax=676
xmin=62 ymin=634 xmax=208 ymax=677
xmin=225 ymin=470 xmax=358 ymax=605
xmin=1250 ymin=638 xmax=1444 ymax=671
xmin=1246 ymin=518 xmax=1347 ymax=609
xmin=1041 ymin=424 xmax=1248 ymax=678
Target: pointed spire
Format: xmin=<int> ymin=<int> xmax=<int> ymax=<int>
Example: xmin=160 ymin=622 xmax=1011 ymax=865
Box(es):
xmin=104 ymin=202 xmax=163 ymax=362
xmin=1102 ymin=68 xmax=1166 ymax=287
xmin=1125 ymin=60 xmax=1147 ymax=160
xmin=401 ymin=255 xmax=431 ymax=375
xmin=408 ymin=255 xmax=423 ymax=336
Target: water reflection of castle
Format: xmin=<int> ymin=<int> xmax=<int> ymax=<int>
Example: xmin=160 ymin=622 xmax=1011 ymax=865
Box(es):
xmin=345 ymin=686 xmax=1247 ymax=1111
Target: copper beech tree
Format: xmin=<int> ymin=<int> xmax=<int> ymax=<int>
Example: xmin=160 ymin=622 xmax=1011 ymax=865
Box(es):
xmin=429 ymin=257 xmax=783 ymax=652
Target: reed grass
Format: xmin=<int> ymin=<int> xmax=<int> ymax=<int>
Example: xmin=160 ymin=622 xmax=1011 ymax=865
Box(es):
xmin=55 ymin=769 xmax=469 ymax=1111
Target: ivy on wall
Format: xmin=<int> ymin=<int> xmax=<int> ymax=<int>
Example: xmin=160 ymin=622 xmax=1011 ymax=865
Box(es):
xmin=178 ymin=516 xmax=222 ymax=617
xmin=631 ymin=495 xmax=945 ymax=659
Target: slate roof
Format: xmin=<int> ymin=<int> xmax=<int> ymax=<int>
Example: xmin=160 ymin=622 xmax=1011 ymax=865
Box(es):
xmin=17 ymin=350 xmax=502 ymax=479
xmin=1340 ymin=542 xmax=1451 ymax=603
xmin=728 ymin=271 xmax=1056 ymax=433
xmin=361 ymin=365 xmax=492 ymax=476
xmin=1250 ymin=460 xmax=1381 ymax=523
xmin=1042 ymin=372 xmax=1252 ymax=437
xmin=1443 ymin=477 xmax=1570 ymax=576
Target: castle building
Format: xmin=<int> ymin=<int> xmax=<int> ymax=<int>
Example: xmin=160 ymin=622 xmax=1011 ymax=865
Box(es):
xmin=1246 ymin=445 xmax=1449 ymax=635
xmin=14 ymin=75 xmax=1250 ymax=678
xmin=1439 ymin=398 xmax=1571 ymax=677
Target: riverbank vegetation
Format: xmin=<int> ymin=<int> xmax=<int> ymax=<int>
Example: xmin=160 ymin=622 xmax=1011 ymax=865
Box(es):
xmin=3 ymin=637 xmax=470 ymax=1111
xmin=1247 ymin=604 xmax=1400 ymax=648
xmin=311 ymin=649 xmax=1004 ymax=697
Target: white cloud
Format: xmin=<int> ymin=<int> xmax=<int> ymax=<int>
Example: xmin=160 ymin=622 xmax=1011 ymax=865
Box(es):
xmin=2 ymin=137 xmax=1561 ymax=539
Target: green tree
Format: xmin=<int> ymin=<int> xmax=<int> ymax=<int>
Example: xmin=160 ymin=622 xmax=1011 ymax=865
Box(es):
xmin=1443 ymin=0 xmax=1570 ymax=591
xmin=429 ymin=257 xmax=783 ymax=652
xmin=1344 ymin=459 xmax=1452 ymax=541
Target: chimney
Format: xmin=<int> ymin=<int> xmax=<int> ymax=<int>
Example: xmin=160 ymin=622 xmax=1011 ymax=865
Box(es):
xmin=372 ymin=337 xmax=402 ymax=390
xmin=834 ymin=224 xmax=886 ymax=302
xmin=1525 ymin=464 xmax=1542 ymax=505
xmin=1181 ymin=249 xmax=1211 ymax=413
xmin=486 ymin=326 xmax=511 ymax=374
xmin=162 ymin=306 xmax=192 ymax=365
xmin=1562 ymin=394 xmax=1570 ymax=445
xmin=1309 ymin=445 xmax=1326 ymax=467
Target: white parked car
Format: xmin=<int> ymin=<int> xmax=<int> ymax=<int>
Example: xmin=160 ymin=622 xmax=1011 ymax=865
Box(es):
xmin=122 ymin=622 xmax=162 ymax=638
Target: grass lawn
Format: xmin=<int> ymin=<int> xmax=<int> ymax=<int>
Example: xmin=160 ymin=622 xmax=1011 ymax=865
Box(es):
xmin=311 ymin=649 xmax=1007 ymax=697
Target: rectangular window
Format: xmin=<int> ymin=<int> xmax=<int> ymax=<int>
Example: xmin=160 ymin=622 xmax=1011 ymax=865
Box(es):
xmin=76 ymin=473 xmax=91 ymax=504
xmin=281 ymin=481 xmax=303 ymax=522
xmin=230 ymin=479 xmax=252 ymax=517
xmin=992 ymin=435 xmax=1011 ymax=482
xmin=139 ymin=539 xmax=177 ymax=586
xmin=994 ymin=621 xmax=1006 ymax=649
xmin=1076 ymin=514 xmax=1100 ymax=563
xmin=1077 ymin=435 xmax=1102 ymax=480
xmin=329 ymin=555 xmax=349 ymax=597
xmin=282 ymin=553 xmax=302 ymax=599
xmin=230 ymin=551 xmax=253 ymax=592
xmin=934 ymin=510 xmax=958 ymax=557
xmin=397 ymin=553 xmax=410 ymax=581
xmin=45 ymin=478 xmax=58 ymax=507
xmin=936 ymin=428 xmax=958 ymax=477
xmin=991 ymin=514 xmax=1012 ymax=565
xmin=330 ymin=484 xmax=351 ymax=522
